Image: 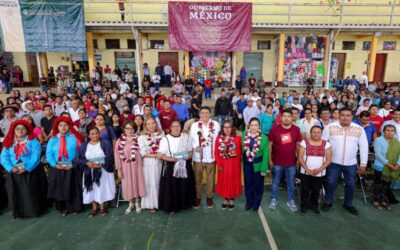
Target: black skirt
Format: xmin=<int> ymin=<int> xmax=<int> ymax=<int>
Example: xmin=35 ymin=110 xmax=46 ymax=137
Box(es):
xmin=159 ymin=160 xmax=196 ymax=213
xmin=6 ymin=165 xmax=48 ymax=218
xmin=0 ymin=171 xmax=8 ymax=211
xmin=47 ymin=167 xmax=82 ymax=213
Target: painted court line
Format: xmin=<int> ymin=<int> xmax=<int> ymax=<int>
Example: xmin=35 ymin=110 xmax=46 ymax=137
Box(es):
xmin=258 ymin=208 xmax=278 ymax=250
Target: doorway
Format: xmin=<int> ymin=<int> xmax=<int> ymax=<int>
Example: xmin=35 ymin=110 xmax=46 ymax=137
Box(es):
xmin=25 ymin=52 xmax=39 ymax=86
xmin=332 ymin=53 xmax=346 ymax=79
xmin=373 ymin=53 xmax=387 ymax=83
xmin=158 ymin=52 xmax=179 ymax=74
xmin=243 ymin=52 xmax=263 ymax=81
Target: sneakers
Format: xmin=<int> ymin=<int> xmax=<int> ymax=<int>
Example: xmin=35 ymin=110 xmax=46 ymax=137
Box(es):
xmin=343 ymin=205 xmax=359 ymax=215
xmin=269 ymin=199 xmax=278 ymax=210
xmin=207 ymin=198 xmax=214 ymax=209
xmin=321 ymin=203 xmax=332 ymax=212
xmin=193 ymin=199 xmax=201 ymax=209
xmin=286 ymin=200 xmax=298 ymax=212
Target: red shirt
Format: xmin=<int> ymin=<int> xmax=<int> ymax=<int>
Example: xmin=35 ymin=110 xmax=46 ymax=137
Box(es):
xmin=369 ymin=115 xmax=384 ymax=135
xmin=159 ymin=109 xmax=177 ymax=131
xmin=119 ymin=113 xmax=135 ymax=123
xmin=204 ymin=79 xmax=212 ymax=88
xmin=269 ymin=124 xmax=302 ymax=167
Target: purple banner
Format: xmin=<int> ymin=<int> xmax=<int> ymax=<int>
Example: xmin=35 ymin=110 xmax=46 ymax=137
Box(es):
xmin=168 ymin=2 xmax=252 ymax=51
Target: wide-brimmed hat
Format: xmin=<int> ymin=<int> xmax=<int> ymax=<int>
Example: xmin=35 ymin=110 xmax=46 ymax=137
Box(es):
xmin=21 ymin=100 xmax=34 ymax=112
xmin=1 ymin=105 xmax=19 ymax=113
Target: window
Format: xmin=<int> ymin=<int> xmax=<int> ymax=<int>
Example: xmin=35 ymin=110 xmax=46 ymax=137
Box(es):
xmin=332 ymin=41 xmax=335 ymax=50
xmin=105 ymin=39 xmax=120 ymax=49
xmin=127 ymin=39 xmax=136 ymax=49
xmin=383 ymin=41 xmax=396 ymax=51
xmin=362 ymin=41 xmax=371 ymax=51
xmin=150 ymin=40 xmax=164 ymax=49
xmin=257 ymin=40 xmax=271 ymax=50
xmin=93 ymin=39 xmax=98 ymax=49
xmin=342 ymin=41 xmax=356 ymax=50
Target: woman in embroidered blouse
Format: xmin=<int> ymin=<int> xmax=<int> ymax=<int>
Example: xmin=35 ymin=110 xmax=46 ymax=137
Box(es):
xmin=46 ymin=117 xmax=84 ymax=216
xmin=298 ymin=125 xmax=332 ymax=214
xmin=158 ymin=120 xmax=195 ymax=214
xmin=138 ymin=117 xmax=164 ymax=213
xmin=0 ymin=120 xmax=47 ymax=218
xmin=77 ymin=127 xmax=115 ymax=218
xmin=215 ymin=120 xmax=242 ymax=210
xmin=115 ymin=120 xmax=146 ymax=214
xmin=242 ymin=118 xmax=269 ymax=211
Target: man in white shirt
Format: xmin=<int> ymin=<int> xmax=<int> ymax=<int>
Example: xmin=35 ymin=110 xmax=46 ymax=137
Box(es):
xmin=291 ymin=98 xmax=303 ymax=112
xmin=152 ymin=73 xmax=161 ymax=91
xmin=359 ymin=71 xmax=368 ymax=89
xmin=119 ymin=81 xmax=130 ymax=94
xmin=68 ymin=98 xmax=81 ymax=122
xmin=381 ymin=108 xmax=400 ymax=140
xmin=243 ymin=99 xmax=260 ymax=126
xmin=163 ymin=63 xmax=173 ymax=86
xmin=378 ymin=100 xmax=392 ymax=119
xmin=133 ymin=96 xmax=145 ymax=115
xmin=190 ymin=106 xmax=220 ymax=209
xmin=321 ymin=107 xmax=368 ymax=215
xmin=250 ymin=90 xmax=261 ymax=107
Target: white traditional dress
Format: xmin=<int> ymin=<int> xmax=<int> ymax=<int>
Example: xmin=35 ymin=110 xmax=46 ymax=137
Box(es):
xmin=82 ymin=142 xmax=116 ymax=204
xmin=138 ymin=132 xmax=164 ymax=209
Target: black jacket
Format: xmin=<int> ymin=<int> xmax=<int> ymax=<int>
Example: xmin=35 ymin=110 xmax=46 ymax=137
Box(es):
xmin=215 ymin=97 xmax=233 ymax=116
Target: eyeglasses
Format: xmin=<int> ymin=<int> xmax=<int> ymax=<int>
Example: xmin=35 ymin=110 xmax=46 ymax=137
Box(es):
xmin=124 ymin=127 xmax=134 ymax=131
xmin=15 ymin=127 xmax=27 ymax=131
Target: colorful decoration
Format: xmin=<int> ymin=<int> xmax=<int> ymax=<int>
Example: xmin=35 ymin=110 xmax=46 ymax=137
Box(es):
xmin=190 ymin=52 xmax=232 ymax=83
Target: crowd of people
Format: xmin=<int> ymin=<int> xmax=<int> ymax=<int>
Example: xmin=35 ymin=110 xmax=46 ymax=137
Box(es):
xmin=0 ymin=63 xmax=399 ymax=220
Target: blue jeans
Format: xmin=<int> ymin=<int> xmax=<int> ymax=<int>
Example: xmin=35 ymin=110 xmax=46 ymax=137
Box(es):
xmin=205 ymin=88 xmax=211 ymax=99
xmin=271 ymin=165 xmax=297 ymax=202
xmin=218 ymin=115 xmax=229 ymax=125
xmin=154 ymin=83 xmax=160 ymax=91
xmin=4 ymin=81 xmax=10 ymax=94
xmin=244 ymin=162 xmax=265 ymax=209
xmin=325 ymin=163 xmax=357 ymax=206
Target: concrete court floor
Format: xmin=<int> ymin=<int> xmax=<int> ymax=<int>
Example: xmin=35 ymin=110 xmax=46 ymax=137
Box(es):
xmin=0 ymin=185 xmax=399 ymax=250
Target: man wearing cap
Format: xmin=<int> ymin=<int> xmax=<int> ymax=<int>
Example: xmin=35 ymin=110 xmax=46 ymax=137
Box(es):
xmin=0 ymin=106 xmax=18 ymax=136
xmin=22 ymin=100 xmax=44 ymax=127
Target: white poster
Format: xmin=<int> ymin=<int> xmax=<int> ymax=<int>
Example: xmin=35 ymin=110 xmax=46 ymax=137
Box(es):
xmin=0 ymin=0 xmax=26 ymax=52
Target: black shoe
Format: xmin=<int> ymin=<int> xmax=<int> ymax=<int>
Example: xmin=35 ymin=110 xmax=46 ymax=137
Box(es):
xmin=389 ymin=198 xmax=399 ymax=205
xmin=313 ymin=208 xmax=320 ymax=214
xmin=300 ymin=207 xmax=307 ymax=214
xmin=245 ymin=205 xmax=252 ymax=211
xmin=193 ymin=199 xmax=201 ymax=209
xmin=222 ymin=203 xmax=228 ymax=210
xmin=207 ymin=198 xmax=214 ymax=209
xmin=343 ymin=205 xmax=359 ymax=215
xmin=321 ymin=203 xmax=332 ymax=212
xmin=253 ymin=207 xmax=259 ymax=212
